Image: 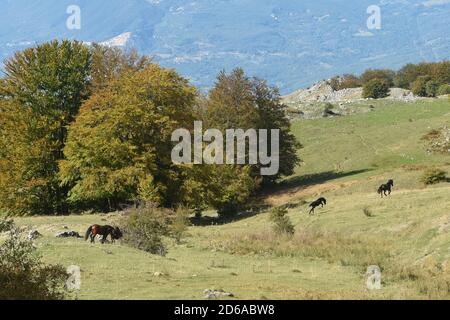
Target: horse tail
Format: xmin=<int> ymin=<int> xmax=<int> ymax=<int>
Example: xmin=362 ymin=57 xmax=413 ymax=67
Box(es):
xmin=84 ymin=226 xmax=93 ymax=241
xmin=377 ymin=187 xmax=382 ymax=194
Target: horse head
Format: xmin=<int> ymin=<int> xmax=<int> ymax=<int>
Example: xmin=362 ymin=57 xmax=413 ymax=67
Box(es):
xmin=112 ymin=227 xmax=123 ymax=240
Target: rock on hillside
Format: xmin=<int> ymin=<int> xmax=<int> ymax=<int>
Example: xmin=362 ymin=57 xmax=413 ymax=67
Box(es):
xmin=282 ymin=79 xmax=416 ymax=105
xmin=281 ymin=79 xmax=422 ymax=120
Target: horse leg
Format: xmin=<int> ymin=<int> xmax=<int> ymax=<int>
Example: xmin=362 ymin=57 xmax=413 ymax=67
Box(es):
xmin=90 ymin=234 xmax=95 ymax=243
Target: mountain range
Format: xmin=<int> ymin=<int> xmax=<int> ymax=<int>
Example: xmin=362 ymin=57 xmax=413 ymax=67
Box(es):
xmin=0 ymin=0 xmax=449 ymax=94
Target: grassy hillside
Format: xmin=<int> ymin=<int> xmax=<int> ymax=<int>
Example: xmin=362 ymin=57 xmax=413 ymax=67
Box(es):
xmin=9 ymin=98 xmax=450 ymax=300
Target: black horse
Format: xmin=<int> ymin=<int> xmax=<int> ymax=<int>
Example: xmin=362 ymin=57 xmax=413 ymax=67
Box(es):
xmin=309 ymin=197 xmax=327 ymax=214
xmin=377 ymin=179 xmax=394 ymax=198
xmin=85 ymin=225 xmax=123 ymax=244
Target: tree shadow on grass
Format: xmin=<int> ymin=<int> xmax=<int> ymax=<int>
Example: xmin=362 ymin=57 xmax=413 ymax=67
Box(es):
xmin=191 ymin=169 xmax=373 ymax=227
xmin=268 ymin=169 xmax=373 ymax=194
xmin=190 ymin=204 xmax=271 ymax=227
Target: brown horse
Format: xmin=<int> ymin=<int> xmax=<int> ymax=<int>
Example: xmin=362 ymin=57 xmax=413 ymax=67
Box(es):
xmin=84 ymin=225 xmax=123 ymax=244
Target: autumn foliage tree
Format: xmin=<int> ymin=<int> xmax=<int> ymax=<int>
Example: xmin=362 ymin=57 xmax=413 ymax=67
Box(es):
xmin=0 ymin=40 xmax=91 ymax=215
xmin=204 ymin=69 xmax=301 ymax=183
xmin=59 ymin=64 xmax=197 ymax=210
xmin=90 ymin=44 xmax=152 ymax=92
xmin=1 ymin=41 xmax=301 ymax=217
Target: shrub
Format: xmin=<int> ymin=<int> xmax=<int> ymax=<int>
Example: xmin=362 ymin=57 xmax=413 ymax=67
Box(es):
xmin=120 ymin=204 xmax=171 ymax=255
xmin=421 ymin=129 xmax=442 ymax=141
xmin=324 ymin=103 xmax=335 ymax=112
xmin=0 ymin=219 xmax=68 ymax=300
xmin=120 ymin=203 xmax=191 ymax=254
xmin=360 ymin=69 xmax=395 ymax=87
xmin=362 ymin=78 xmax=390 ymax=99
xmin=269 ymin=207 xmax=295 ymax=236
xmin=329 ymin=74 xmax=361 ymax=91
xmin=420 ymin=168 xmax=448 ymax=185
xmin=169 ymin=207 xmax=191 ymax=244
xmin=425 ymin=80 xmax=440 ymax=97
xmin=437 ymin=84 xmax=450 ymax=96
xmin=362 ymin=207 xmax=374 ymax=217
xmin=0 ymin=218 xmax=14 ymax=232
xmin=411 ymin=76 xmax=431 ymax=97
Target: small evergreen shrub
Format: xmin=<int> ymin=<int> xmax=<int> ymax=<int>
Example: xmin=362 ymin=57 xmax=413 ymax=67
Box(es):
xmin=269 ymin=207 xmax=295 ymax=236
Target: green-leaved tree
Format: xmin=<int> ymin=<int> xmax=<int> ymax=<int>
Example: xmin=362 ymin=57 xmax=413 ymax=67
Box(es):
xmin=0 ymin=40 xmax=91 ymax=215
xmin=59 ymin=64 xmax=197 ymax=210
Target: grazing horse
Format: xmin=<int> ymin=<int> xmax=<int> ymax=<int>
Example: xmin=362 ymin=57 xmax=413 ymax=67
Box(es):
xmin=84 ymin=225 xmax=123 ymax=244
xmin=377 ymin=179 xmax=394 ymax=198
xmin=309 ymin=197 xmax=327 ymax=215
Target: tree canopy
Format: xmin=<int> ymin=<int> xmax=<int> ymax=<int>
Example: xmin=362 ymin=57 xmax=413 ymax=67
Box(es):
xmin=0 ymin=41 xmax=300 ymax=216
xmin=0 ymin=40 xmax=91 ymax=215
xmin=59 ymin=64 xmax=197 ymax=209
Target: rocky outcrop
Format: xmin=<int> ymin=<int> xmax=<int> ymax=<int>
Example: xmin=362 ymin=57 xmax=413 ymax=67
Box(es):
xmin=282 ymin=79 xmax=425 ymax=120
xmin=283 ymin=79 xmax=419 ymax=105
xmin=204 ymin=289 xmax=234 ymax=299
xmin=27 ymin=230 xmax=42 ymax=240
xmin=55 ymin=231 xmax=82 ymax=238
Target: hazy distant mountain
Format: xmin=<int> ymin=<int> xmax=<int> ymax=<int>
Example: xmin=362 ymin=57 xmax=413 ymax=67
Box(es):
xmin=1 ymin=0 xmax=449 ymax=94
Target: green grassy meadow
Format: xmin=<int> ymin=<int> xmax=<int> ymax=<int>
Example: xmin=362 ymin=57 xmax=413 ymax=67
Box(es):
xmin=9 ymin=97 xmax=450 ymax=299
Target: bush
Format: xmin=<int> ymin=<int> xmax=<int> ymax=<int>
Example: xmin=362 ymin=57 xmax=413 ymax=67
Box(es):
xmin=437 ymin=84 xmax=450 ymax=96
xmin=120 ymin=203 xmax=191 ymax=254
xmin=420 ymin=169 xmax=448 ymax=185
xmin=360 ymin=69 xmax=395 ymax=87
xmin=0 ymin=219 xmax=68 ymax=300
xmin=362 ymin=78 xmax=390 ymax=99
xmin=269 ymin=207 xmax=295 ymax=236
xmin=329 ymin=74 xmax=361 ymax=91
xmin=425 ymin=80 xmax=440 ymax=97
xmin=324 ymin=103 xmax=335 ymax=112
xmin=169 ymin=207 xmax=191 ymax=244
xmin=120 ymin=204 xmax=171 ymax=255
xmin=411 ymin=76 xmax=431 ymax=97
xmin=0 ymin=218 xmax=14 ymax=232
xmin=362 ymin=207 xmax=374 ymax=217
